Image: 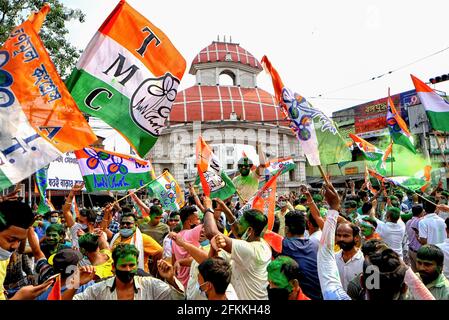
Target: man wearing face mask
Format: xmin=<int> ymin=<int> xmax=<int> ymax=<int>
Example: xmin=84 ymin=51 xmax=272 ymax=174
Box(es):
xmin=414 ymin=244 xmax=449 ymax=300
xmin=0 ymin=201 xmax=55 ymax=300
xmin=197 ymin=257 xmax=232 ymax=300
xmin=267 ymin=256 xmax=310 ymax=300
xmin=171 ymin=206 xmax=203 ymax=289
xmin=110 ymin=212 xmax=162 ymax=275
xmin=64 ymin=243 xmax=185 ymax=300
xmin=203 ymin=197 xmax=272 ymax=300
xmin=335 ymin=222 xmax=364 ymax=291
xmin=275 ymin=196 xmax=290 ymax=237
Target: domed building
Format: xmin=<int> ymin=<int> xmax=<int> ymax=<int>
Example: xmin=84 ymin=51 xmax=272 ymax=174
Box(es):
xmin=148 ymin=39 xmax=306 ymax=193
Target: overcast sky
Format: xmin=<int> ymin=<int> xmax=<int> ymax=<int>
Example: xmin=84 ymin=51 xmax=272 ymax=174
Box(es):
xmin=63 ymin=0 xmax=449 ymax=116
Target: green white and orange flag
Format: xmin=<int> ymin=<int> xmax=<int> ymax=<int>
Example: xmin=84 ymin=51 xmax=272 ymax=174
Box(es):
xmin=75 ymin=147 xmax=153 ymax=192
xmin=67 ymin=0 xmax=186 ymax=158
xmin=0 ymin=4 xmax=96 ymax=190
xmin=349 ymin=134 xmax=385 ymax=161
xmin=238 ymin=171 xmax=281 ymax=231
xmin=386 ymin=89 xmax=416 ymax=153
xmin=196 ymin=136 xmax=236 ymax=200
xmin=411 ymin=74 xmax=449 ymax=133
xmin=148 ymin=170 xmax=185 ymax=212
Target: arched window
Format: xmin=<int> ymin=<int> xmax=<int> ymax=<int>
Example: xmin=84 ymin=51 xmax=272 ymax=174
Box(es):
xmin=219 ymin=70 xmax=236 ymax=86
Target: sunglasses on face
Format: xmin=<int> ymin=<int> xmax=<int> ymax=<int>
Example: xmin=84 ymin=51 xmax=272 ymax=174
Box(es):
xmin=120 ymin=221 xmax=134 ymax=227
xmin=169 ymin=219 xmax=180 ymax=222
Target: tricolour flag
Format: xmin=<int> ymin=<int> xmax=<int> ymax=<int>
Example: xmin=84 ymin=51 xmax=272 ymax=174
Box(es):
xmin=148 ymin=171 xmax=185 ymax=212
xmin=196 ymin=136 xmax=236 ymax=200
xmin=349 ymin=134 xmax=385 ymax=161
xmin=75 ymin=147 xmax=153 ymax=192
xmin=238 ymin=171 xmax=280 ymax=231
xmin=0 ymin=4 xmax=96 ymax=190
xmin=36 ymin=165 xmax=51 ymax=214
xmin=386 ymin=90 xmax=416 ymax=153
xmin=260 ymin=157 xmax=295 ymax=187
xmin=261 ymin=56 xmax=351 ymax=166
xmin=67 ymin=0 xmax=186 ymax=158
xmin=411 ymin=74 xmax=449 ymax=133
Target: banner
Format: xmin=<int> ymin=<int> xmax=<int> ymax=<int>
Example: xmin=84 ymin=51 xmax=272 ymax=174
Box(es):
xmin=75 ymin=147 xmax=153 ymax=192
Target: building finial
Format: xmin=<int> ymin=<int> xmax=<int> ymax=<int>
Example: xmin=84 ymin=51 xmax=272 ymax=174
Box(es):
xmin=224 ymin=35 xmax=226 ymax=43
xmin=230 ymin=35 xmax=232 ymax=43
xmin=217 ymin=35 xmax=219 ymax=42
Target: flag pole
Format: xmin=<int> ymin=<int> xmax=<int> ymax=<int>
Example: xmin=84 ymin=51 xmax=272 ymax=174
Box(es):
xmin=391 ymin=140 xmax=394 ymax=177
xmin=318 ymin=165 xmax=331 ymax=186
xmin=111 ymin=182 xmax=151 ymax=206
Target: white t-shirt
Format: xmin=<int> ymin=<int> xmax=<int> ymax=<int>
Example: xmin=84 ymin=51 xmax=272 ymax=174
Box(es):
xmin=309 ymin=230 xmax=322 ymax=247
xmin=335 ymin=249 xmax=364 ymax=291
xmin=418 ymin=214 xmax=447 ymax=245
xmin=375 ymin=219 xmax=407 ymax=259
xmin=228 ymin=238 xmax=272 ymax=300
xmin=162 ymin=235 xmax=172 ymax=260
xmin=436 ymin=239 xmax=449 ymax=280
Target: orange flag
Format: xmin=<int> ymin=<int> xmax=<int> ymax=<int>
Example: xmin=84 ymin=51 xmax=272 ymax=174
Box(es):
xmin=1 ymin=4 xmax=97 ymax=153
xmin=47 ymin=274 xmax=61 ymax=300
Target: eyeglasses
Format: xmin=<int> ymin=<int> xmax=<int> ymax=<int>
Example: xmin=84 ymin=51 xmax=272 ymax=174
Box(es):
xmin=169 ymin=219 xmax=180 ymax=222
xmin=120 ymin=221 xmax=134 ymax=227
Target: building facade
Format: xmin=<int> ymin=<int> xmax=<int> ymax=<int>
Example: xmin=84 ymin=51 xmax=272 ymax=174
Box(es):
xmin=149 ymin=40 xmax=307 ymax=193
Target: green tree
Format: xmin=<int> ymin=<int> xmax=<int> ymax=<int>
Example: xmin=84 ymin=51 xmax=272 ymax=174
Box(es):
xmin=0 ymin=0 xmax=85 ymax=78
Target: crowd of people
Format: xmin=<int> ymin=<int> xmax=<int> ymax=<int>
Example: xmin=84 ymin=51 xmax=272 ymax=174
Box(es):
xmin=1 ymin=156 xmax=449 ymax=300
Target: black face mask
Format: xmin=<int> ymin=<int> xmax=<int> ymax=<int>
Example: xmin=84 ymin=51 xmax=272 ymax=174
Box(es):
xmin=115 ymin=269 xmax=136 ymax=283
xmin=267 ymin=286 xmax=290 ymax=300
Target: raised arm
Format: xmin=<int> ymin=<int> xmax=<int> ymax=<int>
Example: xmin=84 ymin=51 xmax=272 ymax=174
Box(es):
xmin=188 ymin=183 xmax=205 ymax=213
xmin=214 ymin=198 xmax=240 ymax=236
xmin=129 ymin=191 xmax=150 ymax=215
xmin=203 ymin=197 xmax=233 ymax=253
xmin=169 ymin=232 xmax=208 ymax=264
xmin=301 ymin=186 xmax=325 ymax=230
xmin=317 ymin=184 xmax=351 ymax=300
xmin=27 ymin=227 xmax=45 ymax=261
xmin=62 ymin=182 xmax=84 ymax=228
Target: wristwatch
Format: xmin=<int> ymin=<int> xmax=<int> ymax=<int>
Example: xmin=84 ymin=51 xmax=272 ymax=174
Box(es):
xmin=205 ymin=208 xmax=214 ymax=214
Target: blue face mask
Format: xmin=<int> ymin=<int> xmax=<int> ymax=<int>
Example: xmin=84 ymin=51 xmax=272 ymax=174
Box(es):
xmin=120 ymin=228 xmax=134 ymax=238
xmin=195 ymin=282 xmax=208 ymax=299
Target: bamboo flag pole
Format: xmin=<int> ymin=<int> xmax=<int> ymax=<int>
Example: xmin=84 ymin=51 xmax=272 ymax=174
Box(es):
xmin=110 ymin=182 xmax=152 ymax=206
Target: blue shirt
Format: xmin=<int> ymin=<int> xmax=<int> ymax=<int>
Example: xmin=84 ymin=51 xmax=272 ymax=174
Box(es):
xmin=36 ymin=281 xmax=95 ymax=300
xmin=282 ymin=237 xmax=323 ymax=300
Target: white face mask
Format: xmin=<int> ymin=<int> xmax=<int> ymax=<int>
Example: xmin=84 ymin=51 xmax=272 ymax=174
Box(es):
xmin=50 ymin=217 xmax=59 ymax=224
xmin=0 ymin=246 xmax=13 ymax=261
xmin=241 ymin=228 xmax=252 ymax=241
xmin=196 ymin=282 xmax=208 ymax=299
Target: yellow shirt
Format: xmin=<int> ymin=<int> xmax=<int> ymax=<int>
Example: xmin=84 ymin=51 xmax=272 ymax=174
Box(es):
xmin=94 ymin=249 xmax=114 ymax=279
xmin=111 ymin=233 xmax=162 ymax=273
xmin=0 ymin=258 xmax=10 ymax=300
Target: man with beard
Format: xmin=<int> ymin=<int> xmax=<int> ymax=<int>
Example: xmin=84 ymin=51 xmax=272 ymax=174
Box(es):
xmin=232 ymin=144 xmax=267 ymax=204
xmin=64 ymin=244 xmax=185 ymax=300
xmin=335 ymin=222 xmax=364 ymax=291
xmin=232 ymin=156 xmax=260 ymax=204
xmin=414 ymin=244 xmax=449 ymax=300
xmin=110 ymin=212 xmax=162 ymax=275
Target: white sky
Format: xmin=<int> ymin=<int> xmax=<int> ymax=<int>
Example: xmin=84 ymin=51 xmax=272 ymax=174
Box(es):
xmin=63 ymin=0 xmax=449 ymax=116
